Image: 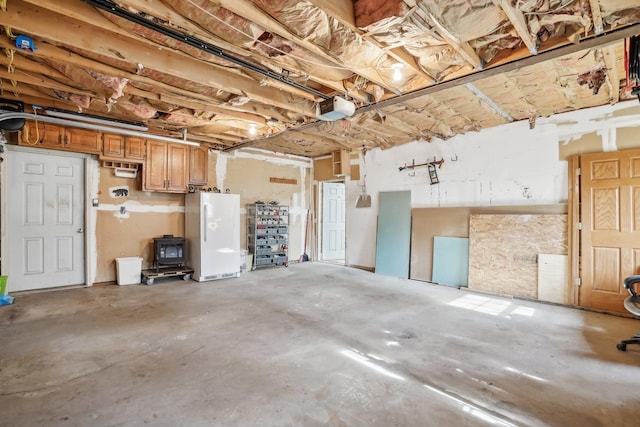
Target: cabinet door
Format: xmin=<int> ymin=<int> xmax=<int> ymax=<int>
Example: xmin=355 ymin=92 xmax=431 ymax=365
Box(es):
xmin=166 ymin=143 xmax=188 ymax=193
xmin=65 ymin=128 xmax=101 ymax=154
xmin=19 ymin=121 xmax=65 ymax=149
xmin=144 ymin=140 xmax=168 ymax=191
xmin=125 ymin=137 xmax=145 ymax=161
xmin=188 ymin=146 xmax=208 ymax=186
xmin=102 ymin=133 xmax=124 ymax=158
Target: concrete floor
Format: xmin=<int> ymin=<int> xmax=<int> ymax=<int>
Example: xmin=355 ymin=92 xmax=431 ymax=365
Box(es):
xmin=1 ymin=263 xmax=639 ymax=427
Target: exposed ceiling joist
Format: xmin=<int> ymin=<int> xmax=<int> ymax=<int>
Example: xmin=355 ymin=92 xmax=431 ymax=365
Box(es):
xmin=492 ymin=0 xmax=538 ymax=54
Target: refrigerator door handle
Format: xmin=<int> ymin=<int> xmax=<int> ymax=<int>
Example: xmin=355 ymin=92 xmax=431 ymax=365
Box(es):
xmin=203 ymin=204 xmax=208 ymax=243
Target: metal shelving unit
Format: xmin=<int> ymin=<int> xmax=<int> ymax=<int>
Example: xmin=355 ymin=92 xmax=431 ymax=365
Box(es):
xmin=247 ymin=203 xmax=288 ymax=269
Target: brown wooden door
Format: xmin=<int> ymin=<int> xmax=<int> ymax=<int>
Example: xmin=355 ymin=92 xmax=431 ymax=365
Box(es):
xmin=124 ymin=137 xmax=145 ymax=161
xmin=19 ymin=121 xmax=65 ymax=149
xmin=144 ymin=140 xmax=168 ymax=191
xmin=189 ymin=146 xmax=208 ymax=186
xmin=102 ymin=133 xmax=124 ymax=158
xmin=65 ymin=128 xmax=101 ymax=154
xmin=166 ymin=143 xmax=188 ymax=192
xmin=580 ymin=149 xmax=640 ymax=313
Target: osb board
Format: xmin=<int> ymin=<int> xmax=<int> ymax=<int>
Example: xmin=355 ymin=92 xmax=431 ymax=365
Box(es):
xmin=410 ymin=205 xmax=567 ymax=282
xmin=538 ymin=254 xmax=568 ymax=304
xmin=468 ymin=214 xmax=567 ymax=299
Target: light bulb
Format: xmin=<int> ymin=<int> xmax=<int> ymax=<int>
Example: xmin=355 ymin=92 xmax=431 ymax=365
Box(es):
xmin=248 ymin=124 xmax=257 ymax=137
xmin=391 ymin=63 xmax=404 ymax=82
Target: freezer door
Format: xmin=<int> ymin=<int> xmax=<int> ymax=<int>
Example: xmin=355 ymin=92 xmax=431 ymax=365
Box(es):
xmin=200 ymin=193 xmax=241 ymax=279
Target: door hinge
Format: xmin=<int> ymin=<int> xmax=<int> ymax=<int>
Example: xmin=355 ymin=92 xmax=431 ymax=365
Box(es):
xmin=577 ymin=222 xmax=583 ymax=230
xmin=575 ymin=278 xmax=582 ymax=287
xmin=576 ymin=167 xmax=581 ymax=176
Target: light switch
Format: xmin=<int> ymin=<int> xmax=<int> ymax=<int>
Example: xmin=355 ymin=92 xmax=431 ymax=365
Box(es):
xmin=92 ymin=198 xmax=99 ymax=207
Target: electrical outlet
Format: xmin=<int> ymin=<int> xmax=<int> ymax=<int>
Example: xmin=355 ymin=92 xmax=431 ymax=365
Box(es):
xmin=120 ymin=206 xmax=126 ymax=214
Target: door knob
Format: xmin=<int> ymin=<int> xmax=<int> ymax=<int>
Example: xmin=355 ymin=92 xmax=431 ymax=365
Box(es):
xmin=77 ymin=228 xmax=84 ymax=233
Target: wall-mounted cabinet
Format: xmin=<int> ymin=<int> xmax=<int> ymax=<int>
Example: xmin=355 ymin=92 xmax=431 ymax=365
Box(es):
xmin=101 ymin=134 xmax=145 ymax=162
xmin=19 ymin=121 xmax=101 ymax=154
xmin=143 ymin=140 xmax=188 ymax=193
xmin=189 ymin=146 xmax=208 ymax=186
xmin=332 ymin=149 xmax=350 ymax=177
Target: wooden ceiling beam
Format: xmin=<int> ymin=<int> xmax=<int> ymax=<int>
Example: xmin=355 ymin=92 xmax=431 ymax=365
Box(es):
xmin=116 ymin=0 xmax=369 ymax=102
xmin=0 ymin=69 xmax=96 ymax=97
xmin=417 ymin=4 xmax=482 ymax=69
xmin=601 ymin=46 xmax=620 ymax=104
xmin=357 ymin=23 xmax=640 ymax=114
xmin=0 ymin=53 xmax=70 ymax=81
xmin=491 ymin=0 xmax=538 ymax=54
xmin=0 ymin=37 xmax=278 ymax=126
xmin=588 ymin=0 xmax=604 ymax=35
xmin=211 ymin=0 xmax=401 ymax=95
xmin=1 ymin=1 xmax=317 ymax=117
xmin=306 ymin=0 xmax=435 ymax=85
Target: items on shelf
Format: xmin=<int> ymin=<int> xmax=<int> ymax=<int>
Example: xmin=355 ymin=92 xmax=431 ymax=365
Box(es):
xmin=247 ymin=203 xmax=289 ymax=269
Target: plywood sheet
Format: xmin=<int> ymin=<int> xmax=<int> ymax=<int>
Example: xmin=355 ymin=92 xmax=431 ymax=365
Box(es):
xmin=410 ymin=205 xmax=567 ymax=282
xmin=468 ymin=214 xmax=567 ymax=299
xmin=538 ymin=254 xmax=568 ymax=304
xmin=432 ymin=236 xmax=469 ymax=287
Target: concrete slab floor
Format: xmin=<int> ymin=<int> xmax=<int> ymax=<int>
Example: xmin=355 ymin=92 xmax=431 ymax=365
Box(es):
xmin=0 ymin=262 xmax=639 ymax=427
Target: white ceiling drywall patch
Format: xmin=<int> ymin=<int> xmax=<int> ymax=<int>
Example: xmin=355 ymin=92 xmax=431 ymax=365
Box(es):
xmin=234 ymin=148 xmax=313 ymax=168
xmin=600 ymin=127 xmax=617 ymax=152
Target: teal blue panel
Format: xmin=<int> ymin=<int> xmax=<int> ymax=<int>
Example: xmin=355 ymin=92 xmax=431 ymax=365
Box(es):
xmin=432 ymin=236 xmax=469 ymax=287
xmin=375 ymin=191 xmax=411 ymax=278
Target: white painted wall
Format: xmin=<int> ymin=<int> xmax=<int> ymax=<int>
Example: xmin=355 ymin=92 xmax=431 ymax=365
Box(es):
xmin=346 ymin=100 xmax=640 ymax=268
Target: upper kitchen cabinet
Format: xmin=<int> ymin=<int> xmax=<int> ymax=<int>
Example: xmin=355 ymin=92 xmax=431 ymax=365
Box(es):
xmin=189 ymin=146 xmax=208 ymax=186
xmin=19 ymin=121 xmax=100 ymax=154
xmin=101 ymin=134 xmax=145 ymax=162
xmin=143 ymin=140 xmax=188 ymax=193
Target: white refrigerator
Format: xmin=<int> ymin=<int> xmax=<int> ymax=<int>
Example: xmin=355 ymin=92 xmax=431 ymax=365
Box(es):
xmin=185 ymin=192 xmax=240 ymax=281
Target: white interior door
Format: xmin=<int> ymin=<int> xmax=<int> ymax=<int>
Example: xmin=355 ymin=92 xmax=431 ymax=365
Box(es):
xmin=6 ymin=149 xmax=85 ymax=291
xmin=321 ymin=182 xmax=345 ymax=261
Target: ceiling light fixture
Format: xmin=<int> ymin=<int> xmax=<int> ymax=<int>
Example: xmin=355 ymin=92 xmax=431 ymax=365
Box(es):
xmin=248 ymin=124 xmax=258 ymax=137
xmin=391 ymin=63 xmax=404 ymax=82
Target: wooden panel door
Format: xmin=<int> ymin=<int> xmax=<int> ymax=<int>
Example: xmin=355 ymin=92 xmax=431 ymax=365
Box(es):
xmin=65 ymin=128 xmax=101 ymax=154
xmin=102 ymin=133 xmax=124 ymax=158
xmin=144 ymin=140 xmax=168 ymax=191
xmin=125 ymin=136 xmax=145 ymax=161
xmin=580 ymin=149 xmax=640 ymax=313
xmin=166 ymin=143 xmax=188 ymax=193
xmin=189 ymin=146 xmax=208 ymax=186
xmin=19 ymin=121 xmax=65 ymax=149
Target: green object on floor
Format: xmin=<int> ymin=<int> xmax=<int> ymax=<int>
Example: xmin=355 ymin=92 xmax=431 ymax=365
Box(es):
xmin=0 ymin=276 xmax=7 ymax=295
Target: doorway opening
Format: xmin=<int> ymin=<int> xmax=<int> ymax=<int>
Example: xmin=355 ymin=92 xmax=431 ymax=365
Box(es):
xmin=318 ymin=181 xmax=346 ymax=265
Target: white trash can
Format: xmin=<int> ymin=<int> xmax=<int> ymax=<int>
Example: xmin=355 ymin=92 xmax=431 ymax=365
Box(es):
xmin=116 ymin=257 xmax=143 ymax=285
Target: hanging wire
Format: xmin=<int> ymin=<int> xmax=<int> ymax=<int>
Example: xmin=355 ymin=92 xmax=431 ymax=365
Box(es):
xmin=5 ymin=48 xmax=15 ymax=73
xmin=21 ymin=106 xmax=42 ymax=146
xmin=3 ymin=25 xmax=15 ymax=40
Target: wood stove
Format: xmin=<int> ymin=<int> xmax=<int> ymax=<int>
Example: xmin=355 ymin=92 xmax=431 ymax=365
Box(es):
xmin=153 ymin=235 xmax=186 ymax=271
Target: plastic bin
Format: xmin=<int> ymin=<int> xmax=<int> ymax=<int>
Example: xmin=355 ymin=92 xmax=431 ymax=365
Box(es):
xmin=116 ymin=257 xmax=142 ymax=285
